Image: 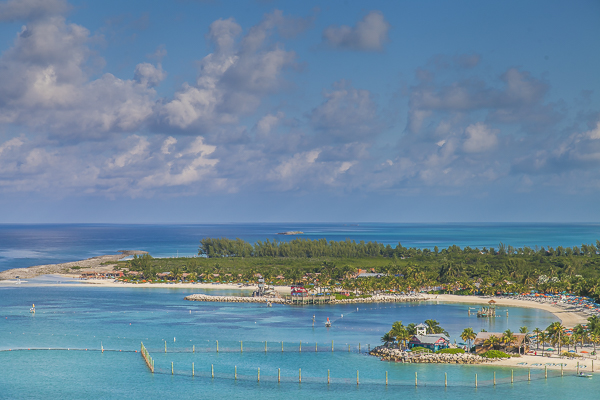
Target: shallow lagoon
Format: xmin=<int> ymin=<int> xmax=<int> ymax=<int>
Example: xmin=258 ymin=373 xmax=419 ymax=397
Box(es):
xmin=2 ymin=285 xmax=599 ymax=399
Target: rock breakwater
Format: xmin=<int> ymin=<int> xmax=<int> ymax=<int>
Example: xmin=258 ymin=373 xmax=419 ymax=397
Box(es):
xmin=184 ymin=293 xmax=429 ymax=305
xmin=369 ymin=346 xmax=494 ymax=364
xmin=185 ymin=294 xmax=288 ymax=304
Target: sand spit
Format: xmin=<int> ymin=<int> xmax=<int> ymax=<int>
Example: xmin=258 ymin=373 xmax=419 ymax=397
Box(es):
xmin=0 ymin=251 xmax=147 ymax=280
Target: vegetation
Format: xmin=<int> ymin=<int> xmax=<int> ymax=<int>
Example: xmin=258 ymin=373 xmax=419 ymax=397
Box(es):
xmin=410 ymin=347 xmax=433 ymax=353
xmin=113 ymin=237 xmax=600 ymax=303
xmin=436 ymin=348 xmax=465 ymax=354
xmin=380 ymin=320 xmax=448 ymax=349
xmin=481 ymin=350 xmax=512 ymax=358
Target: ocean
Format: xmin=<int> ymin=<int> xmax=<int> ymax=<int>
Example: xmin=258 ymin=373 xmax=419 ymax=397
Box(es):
xmin=1 ymin=223 xmax=599 ymax=399
xmin=1 ymin=223 xmax=600 ymax=272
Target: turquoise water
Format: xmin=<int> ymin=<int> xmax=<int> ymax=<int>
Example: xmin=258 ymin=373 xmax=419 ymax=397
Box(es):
xmin=1 ymin=283 xmax=599 ymax=399
xmin=1 ymin=223 xmax=600 ymax=398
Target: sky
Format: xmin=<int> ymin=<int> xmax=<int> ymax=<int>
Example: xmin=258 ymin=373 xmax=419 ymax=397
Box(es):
xmin=0 ymin=0 xmax=599 ymax=223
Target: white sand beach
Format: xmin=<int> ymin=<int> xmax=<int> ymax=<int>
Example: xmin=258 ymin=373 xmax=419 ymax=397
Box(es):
xmin=430 ymin=294 xmax=588 ymax=327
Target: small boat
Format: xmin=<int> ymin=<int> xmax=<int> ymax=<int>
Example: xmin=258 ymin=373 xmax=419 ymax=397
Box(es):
xmin=30 ymin=304 xmax=35 ymax=313
xmin=325 ymin=317 xmax=331 ymax=327
xmin=266 ymin=300 xmax=272 ymax=307
xmin=577 ymin=372 xmax=593 ymax=378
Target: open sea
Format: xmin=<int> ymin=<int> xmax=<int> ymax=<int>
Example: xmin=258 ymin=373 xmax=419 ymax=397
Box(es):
xmin=1 ymin=223 xmax=600 ymax=399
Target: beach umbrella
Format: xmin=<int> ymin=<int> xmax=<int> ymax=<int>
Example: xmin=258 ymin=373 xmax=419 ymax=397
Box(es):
xmin=582 ymin=351 xmax=589 ymax=353
xmin=547 ymin=348 xmax=554 ymax=351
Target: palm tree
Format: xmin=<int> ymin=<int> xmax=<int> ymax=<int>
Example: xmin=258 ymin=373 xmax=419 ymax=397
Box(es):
xmin=538 ymin=332 xmax=548 ymax=353
xmin=484 ymin=335 xmax=501 ymax=350
xmin=390 ymin=321 xmax=405 ymax=347
xmin=519 ymin=326 xmax=529 ymax=354
xmin=532 ymin=328 xmax=542 ymax=351
xmin=547 ymin=322 xmax=566 ymax=354
xmin=381 ymin=332 xmax=393 ymax=348
xmin=396 ymin=329 xmax=412 ymax=350
xmin=460 ymin=328 xmax=476 ymax=353
xmin=424 ymin=319 xmax=449 ymax=336
xmin=502 ymin=329 xmax=517 ymax=351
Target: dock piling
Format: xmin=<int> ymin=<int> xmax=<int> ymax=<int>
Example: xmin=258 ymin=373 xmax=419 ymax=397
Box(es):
xmin=235 ymin=366 xmax=237 ymax=380
xmin=192 ymin=362 xmax=194 ymax=377
xmin=299 ymin=368 xmax=301 ymax=384
xmin=545 ymin=366 xmax=547 ymax=379
xmin=265 ymin=341 xmax=267 ymax=353
xmin=445 ymin=372 xmax=447 ymax=387
xmin=216 ymin=340 xmax=219 ymax=353
xmin=165 ymin=341 xmax=167 ymax=353
xmin=493 ymin=371 xmax=496 ymax=386
xmin=278 ymin=368 xmax=280 ymax=383
xmin=386 ymin=371 xmax=388 ymax=386
xmin=241 ymin=341 xmax=243 ymax=353
xmin=258 ymin=368 xmax=260 ymax=382
xmin=357 ymin=370 xmax=359 ymax=385
xmin=300 ymin=342 xmax=301 ymax=352
xmin=211 ymin=364 xmax=214 ymax=378
xmin=475 ymin=373 xmax=477 ymax=388
xmin=171 ymin=362 xmax=173 ymax=375
xmin=328 ymin=369 xmax=330 ymax=384
xmin=561 ymin=364 xmax=563 ymax=377
xmin=193 ymin=344 xmax=195 ymax=353
xmin=332 ymin=340 xmax=334 ymax=352
xmin=415 ymin=371 xmax=418 ymax=387
xmin=511 ymin=369 xmax=513 ymax=384
xmin=528 ymin=369 xmax=531 ymax=381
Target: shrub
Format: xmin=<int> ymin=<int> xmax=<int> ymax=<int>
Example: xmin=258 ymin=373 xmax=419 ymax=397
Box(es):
xmin=410 ymin=347 xmax=433 ymax=353
xmin=436 ymin=348 xmax=465 ymax=354
xmin=481 ymin=350 xmax=511 ymax=358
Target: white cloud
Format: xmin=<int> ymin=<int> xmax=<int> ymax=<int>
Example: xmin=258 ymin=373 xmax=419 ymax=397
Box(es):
xmin=322 ymin=11 xmax=390 ymax=52
xmin=0 ymin=16 xmax=159 ymax=138
xmin=463 ymin=123 xmax=498 ymax=153
xmin=309 ymin=80 xmax=381 ymax=142
xmin=159 ymin=11 xmax=298 ymax=132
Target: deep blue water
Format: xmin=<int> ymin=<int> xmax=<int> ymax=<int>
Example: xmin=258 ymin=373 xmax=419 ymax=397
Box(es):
xmin=1 ymin=223 xmax=600 ymax=399
xmin=1 ymin=223 xmax=600 ymax=271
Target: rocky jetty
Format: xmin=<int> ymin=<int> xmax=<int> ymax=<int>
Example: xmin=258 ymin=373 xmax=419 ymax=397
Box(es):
xmin=185 ymin=294 xmax=288 ymax=304
xmin=369 ymin=346 xmax=493 ymax=364
xmin=185 ymin=293 xmax=428 ymax=305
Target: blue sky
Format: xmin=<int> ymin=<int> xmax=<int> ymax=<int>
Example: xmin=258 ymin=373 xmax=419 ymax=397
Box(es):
xmin=0 ymin=0 xmax=599 ymax=223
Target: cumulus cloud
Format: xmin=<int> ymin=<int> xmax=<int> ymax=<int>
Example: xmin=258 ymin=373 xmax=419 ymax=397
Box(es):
xmin=463 ymin=123 xmax=498 ymax=153
xmin=0 ymin=15 xmax=160 ymax=138
xmin=407 ymin=67 xmax=561 ymax=134
xmin=158 ymin=11 xmax=298 ymax=132
xmin=0 ymin=134 xmax=219 ymax=196
xmin=322 ymin=11 xmax=390 ymax=51
xmin=309 ymin=80 xmax=382 ymax=143
xmin=0 ymin=0 xmax=69 ymax=22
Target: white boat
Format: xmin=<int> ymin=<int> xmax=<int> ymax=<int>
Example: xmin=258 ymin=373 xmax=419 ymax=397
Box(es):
xmin=577 ymin=372 xmax=593 ymax=378
xmin=29 ymin=304 xmax=35 ymax=313
xmin=325 ymin=317 xmax=331 ymax=327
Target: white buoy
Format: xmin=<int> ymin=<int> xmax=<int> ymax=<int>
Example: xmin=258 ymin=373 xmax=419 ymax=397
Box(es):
xmin=174 ymin=337 xmax=176 ymax=342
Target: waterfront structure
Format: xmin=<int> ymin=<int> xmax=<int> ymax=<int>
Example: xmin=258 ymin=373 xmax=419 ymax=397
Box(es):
xmin=408 ymin=334 xmax=450 ymax=352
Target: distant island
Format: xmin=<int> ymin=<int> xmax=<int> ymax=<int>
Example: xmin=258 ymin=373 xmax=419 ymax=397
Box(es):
xmin=277 ymin=231 xmax=303 ymax=235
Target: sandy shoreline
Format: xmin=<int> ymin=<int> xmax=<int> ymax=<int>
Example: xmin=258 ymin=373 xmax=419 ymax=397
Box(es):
xmin=0 ymin=254 xmax=590 ymax=327
xmin=429 ymin=294 xmax=588 ymax=327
